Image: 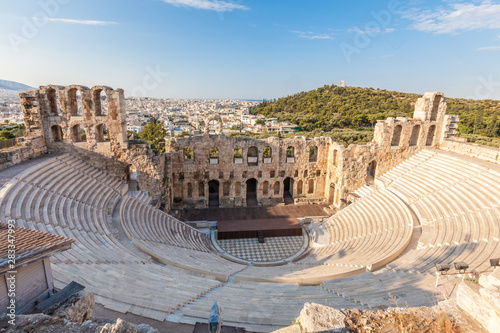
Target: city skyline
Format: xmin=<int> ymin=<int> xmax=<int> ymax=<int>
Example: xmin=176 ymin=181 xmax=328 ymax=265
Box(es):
xmin=1 ymin=0 xmax=500 ymax=100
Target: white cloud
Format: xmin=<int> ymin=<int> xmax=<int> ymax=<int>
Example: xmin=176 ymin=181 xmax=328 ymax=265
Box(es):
xmin=35 ymin=18 xmax=117 ymax=25
xmin=477 ymin=45 xmax=500 ymax=50
xmin=162 ymin=0 xmax=248 ymax=12
xmin=348 ymin=27 xmax=395 ymax=34
xmin=407 ymin=1 xmax=500 ymax=34
xmin=291 ymin=31 xmax=334 ymax=40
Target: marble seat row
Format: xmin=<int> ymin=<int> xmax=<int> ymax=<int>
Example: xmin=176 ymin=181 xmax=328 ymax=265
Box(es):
xmin=51 ymin=262 xmax=222 ymax=321
xmin=120 ymin=194 xmax=213 ymax=252
xmin=380 ymin=149 xmax=500 ymax=275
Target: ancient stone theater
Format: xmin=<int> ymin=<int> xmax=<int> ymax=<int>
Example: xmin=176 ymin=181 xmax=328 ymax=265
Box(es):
xmin=1 ymin=85 xmax=499 ymax=332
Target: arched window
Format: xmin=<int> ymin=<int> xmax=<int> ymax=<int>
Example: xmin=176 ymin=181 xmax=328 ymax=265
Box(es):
xmin=297 ymin=180 xmax=303 ymax=195
xmin=247 ymin=146 xmax=258 ymax=166
xmin=95 ymin=124 xmax=110 ymax=142
xmin=223 ymin=182 xmax=230 ymax=196
xmin=209 ymin=147 xmax=219 ymax=164
xmin=367 ymin=160 xmax=376 ymax=178
xmin=51 ymin=125 xmax=63 ymax=142
xmin=47 ymin=88 xmax=59 ymax=116
xmin=187 ymin=183 xmax=193 ymax=197
xmin=273 ymin=181 xmax=280 ymax=195
xmin=426 ymin=125 xmax=436 ymax=146
xmin=198 ymin=182 xmax=205 ymax=197
xmin=234 ymin=181 xmax=241 ymax=196
xmin=184 ymin=146 xmax=194 ymax=160
xmin=332 ymin=149 xmax=338 ymax=165
xmin=262 ymin=181 xmax=269 ymax=195
xmin=263 ymin=146 xmax=272 ymax=163
xmin=71 ymin=124 xmax=86 ymax=142
xmin=409 ymin=125 xmax=421 ymax=146
xmin=308 ymin=179 xmax=314 ymax=194
xmin=309 ymin=146 xmax=318 ymax=162
xmin=391 ymin=125 xmax=403 ymax=146
xmin=234 ymin=146 xmax=242 ymax=163
xmin=92 ymin=89 xmax=108 ymax=116
xmin=303 ymin=170 xmax=308 ymax=178
xmin=286 ymin=146 xmax=295 ymax=163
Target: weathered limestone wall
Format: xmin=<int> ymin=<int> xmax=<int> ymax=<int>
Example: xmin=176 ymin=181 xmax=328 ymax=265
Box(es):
xmin=168 ymin=135 xmax=333 ymax=208
xmin=439 ymin=139 xmax=500 ymax=164
xmin=19 ymin=85 xmax=168 ymax=209
xmin=0 ymin=136 xmax=47 ymax=172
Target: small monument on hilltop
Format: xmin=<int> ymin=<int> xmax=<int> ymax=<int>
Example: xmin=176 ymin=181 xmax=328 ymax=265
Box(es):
xmin=340 ymin=80 xmax=345 ymax=87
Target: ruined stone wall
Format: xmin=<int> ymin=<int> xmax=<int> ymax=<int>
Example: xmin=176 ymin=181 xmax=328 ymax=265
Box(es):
xmin=168 ymin=135 xmax=334 ymax=208
xmin=17 ymin=87 xmax=469 ymax=212
xmin=439 ymin=139 xmax=500 ymax=164
xmin=0 ymin=136 xmax=47 ymax=172
xmin=19 ymin=85 xmax=168 ymax=209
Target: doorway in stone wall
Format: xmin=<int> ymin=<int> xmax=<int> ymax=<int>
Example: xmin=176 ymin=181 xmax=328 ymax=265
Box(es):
xmin=208 ymin=180 xmax=219 ymax=207
xmin=246 ymin=178 xmax=258 ymax=207
xmin=283 ymin=177 xmax=294 ymax=205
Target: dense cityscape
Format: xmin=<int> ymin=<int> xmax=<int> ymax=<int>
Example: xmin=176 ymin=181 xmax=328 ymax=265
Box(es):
xmin=0 ymin=88 xmax=300 ymax=137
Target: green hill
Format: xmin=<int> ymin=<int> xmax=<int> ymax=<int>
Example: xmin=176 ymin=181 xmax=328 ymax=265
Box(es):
xmin=252 ymin=85 xmax=500 ymax=142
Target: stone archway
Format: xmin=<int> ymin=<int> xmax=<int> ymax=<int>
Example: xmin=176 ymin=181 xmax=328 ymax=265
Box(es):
xmin=283 ymin=177 xmax=294 ymax=204
xmin=246 ymin=178 xmax=258 ymax=207
xmin=208 ymin=180 xmax=220 ymax=207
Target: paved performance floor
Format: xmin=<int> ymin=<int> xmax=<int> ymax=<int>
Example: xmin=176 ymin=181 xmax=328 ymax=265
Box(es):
xmin=217 ymin=236 xmax=304 ymax=262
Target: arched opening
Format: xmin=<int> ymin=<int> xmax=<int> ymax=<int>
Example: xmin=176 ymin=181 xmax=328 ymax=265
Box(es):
xmin=198 ymin=182 xmax=205 ymax=197
xmin=262 ymin=181 xmax=269 ymax=195
xmin=184 ymin=146 xmax=194 ymax=160
xmin=51 ymin=125 xmax=63 ymax=142
xmin=332 ymin=149 xmax=338 ymax=165
xmin=309 ymin=146 xmax=318 ymax=162
xmin=187 ymin=183 xmax=193 ymax=198
xmin=263 ymin=146 xmax=272 ymax=163
xmin=430 ymin=96 xmax=441 ymax=121
xmin=426 ymin=125 xmax=436 ymax=146
xmin=246 ymin=178 xmax=257 ymax=207
xmin=208 ymin=180 xmax=219 ymax=207
xmin=308 ymin=179 xmax=314 ymax=194
xmin=223 ymin=181 xmax=230 ymax=197
xmin=93 ymin=89 xmax=108 ymax=116
xmin=367 ymin=160 xmax=376 ymax=185
xmin=391 ymin=125 xmax=403 ymax=146
xmin=409 ymin=125 xmax=421 ymax=146
xmin=100 ymin=90 xmax=108 ymax=116
xmin=234 ymin=181 xmax=241 ymax=196
xmin=297 ymin=180 xmax=303 ymax=195
xmin=234 ymin=146 xmax=243 ymax=163
xmin=95 ymin=124 xmax=110 ymax=142
xmin=71 ymin=124 xmax=86 ymax=142
xmin=247 ymin=146 xmax=258 ymax=166
xmin=286 ymin=146 xmax=295 ymax=163
xmin=76 ymin=90 xmax=83 ymax=116
xmin=209 ymin=147 xmax=219 ymax=164
xmin=273 ymin=181 xmax=280 ymax=195
xmin=283 ymin=177 xmax=293 ymax=204
xmin=303 ymin=169 xmax=308 ymax=178
xmin=47 ymin=88 xmax=58 ymax=116
xmin=328 ymin=183 xmax=335 ymax=204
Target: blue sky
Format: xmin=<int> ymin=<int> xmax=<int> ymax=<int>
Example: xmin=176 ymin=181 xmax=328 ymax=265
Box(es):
xmin=1 ymin=0 xmax=500 ymax=100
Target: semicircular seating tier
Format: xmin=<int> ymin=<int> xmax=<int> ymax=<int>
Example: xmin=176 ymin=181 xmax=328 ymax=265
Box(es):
xmin=376 ymin=149 xmax=500 ymax=274
xmin=1 ymin=148 xmax=499 ymax=333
